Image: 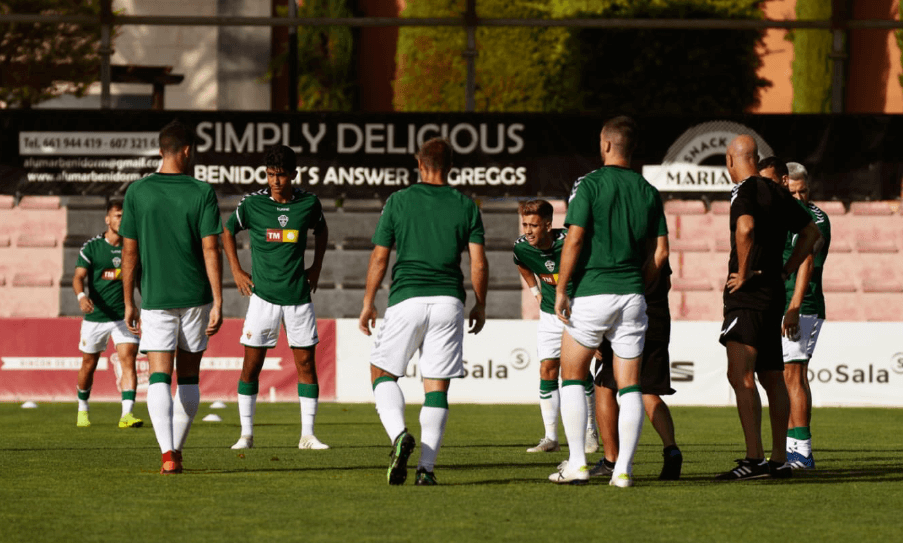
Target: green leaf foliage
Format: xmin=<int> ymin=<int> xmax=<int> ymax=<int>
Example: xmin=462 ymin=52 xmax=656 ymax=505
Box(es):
xmin=790 ymin=0 xmax=832 ymax=113
xmin=394 ymin=0 xmax=768 ymax=113
xmin=0 ymin=0 xmax=107 ymax=108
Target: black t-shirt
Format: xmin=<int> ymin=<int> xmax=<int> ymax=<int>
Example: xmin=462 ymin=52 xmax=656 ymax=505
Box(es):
xmin=645 ymin=258 xmax=671 ymax=341
xmin=724 ymin=176 xmax=812 ymax=312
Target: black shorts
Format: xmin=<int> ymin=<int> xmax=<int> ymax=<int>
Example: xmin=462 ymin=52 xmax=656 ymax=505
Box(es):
xmin=593 ymin=319 xmax=675 ymax=396
xmin=718 ymin=307 xmax=783 ymax=373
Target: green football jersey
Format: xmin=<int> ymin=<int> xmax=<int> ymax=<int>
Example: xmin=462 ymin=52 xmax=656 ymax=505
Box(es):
xmin=565 ymin=166 xmax=667 ymax=297
xmin=512 ymin=228 xmax=572 ymax=315
xmin=119 ymin=173 xmax=223 ymax=310
xmin=372 ymin=183 xmax=485 ymax=306
xmin=783 ymin=200 xmax=830 ymax=318
xmin=225 ymin=188 xmax=326 ymax=306
xmin=75 ymin=233 xmax=125 ymax=323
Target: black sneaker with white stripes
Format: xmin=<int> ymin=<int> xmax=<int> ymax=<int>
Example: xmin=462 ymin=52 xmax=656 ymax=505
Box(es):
xmin=715 ymin=458 xmax=769 ymax=480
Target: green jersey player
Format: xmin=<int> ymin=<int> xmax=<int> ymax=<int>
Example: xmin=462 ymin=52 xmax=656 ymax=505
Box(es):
xmin=781 ymin=162 xmax=830 ymax=469
xmin=223 ymin=144 xmax=330 ymax=451
xmin=72 ymin=200 xmax=142 ymax=429
xmin=360 ymin=137 xmax=488 ymax=486
xmin=513 ymin=200 xmax=597 ymax=455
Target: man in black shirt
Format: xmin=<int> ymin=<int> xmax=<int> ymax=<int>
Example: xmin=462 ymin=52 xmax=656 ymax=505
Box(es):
xmin=716 ymin=135 xmax=821 ymax=481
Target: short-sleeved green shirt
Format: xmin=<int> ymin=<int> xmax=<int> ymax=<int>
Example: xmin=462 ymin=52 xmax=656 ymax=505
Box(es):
xmin=75 ymin=233 xmax=125 ymax=323
xmin=372 ymin=183 xmax=485 ymax=306
xmin=512 ymin=229 xmax=572 ymax=315
xmin=225 ymin=188 xmax=326 ymax=306
xmin=119 ymin=173 xmax=223 ymax=310
xmin=564 ymin=166 xmax=667 ymax=297
xmin=783 ymin=200 xmax=831 ymax=318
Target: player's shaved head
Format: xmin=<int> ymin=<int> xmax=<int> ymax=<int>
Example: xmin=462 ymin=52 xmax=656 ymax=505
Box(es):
xmin=726 ymin=135 xmax=759 ymax=183
xmin=601 ymin=116 xmax=637 ymax=155
xmin=416 ymin=137 xmax=453 ymax=174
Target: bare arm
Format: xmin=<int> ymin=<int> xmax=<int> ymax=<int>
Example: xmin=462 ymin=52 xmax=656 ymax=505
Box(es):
xmin=72 ymin=267 xmax=94 ymax=314
xmin=307 ymin=223 xmax=329 ymax=293
xmin=516 ymin=262 xmax=541 ymax=304
xmin=783 ymin=253 xmax=814 ymax=338
xmin=122 ymin=237 xmax=140 ymax=334
xmin=222 ymin=228 xmax=253 ymax=297
xmin=359 ymin=244 xmax=391 ymax=336
xmin=555 ymin=224 xmax=584 ymax=323
xmin=726 ymin=215 xmax=756 ymax=294
xmin=468 ymin=242 xmax=488 ymax=334
xmin=202 ymin=234 xmax=223 ymax=336
xmin=643 ymin=234 xmax=670 ymax=288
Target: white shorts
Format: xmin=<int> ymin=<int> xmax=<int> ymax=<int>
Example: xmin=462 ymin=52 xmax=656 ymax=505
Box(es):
xmin=782 ymin=314 xmax=824 ymax=363
xmin=241 ymin=294 xmax=318 ymax=349
xmin=79 ymin=320 xmax=139 ymax=354
xmin=139 ymin=303 xmax=212 ymax=353
xmin=370 ymin=296 xmax=464 ymax=380
xmin=564 ymin=293 xmax=647 ymax=360
xmin=537 ymin=310 xmax=564 ymax=361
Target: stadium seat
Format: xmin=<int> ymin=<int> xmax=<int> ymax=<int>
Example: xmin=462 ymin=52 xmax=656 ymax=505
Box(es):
xmin=674 ymin=251 xmax=728 ymax=285
xmin=861 ymin=278 xmax=903 ymax=293
xmin=811 ymin=201 xmax=846 ymax=216
xmin=0 ymin=234 xmax=9 ymax=247
xmin=340 ymin=198 xmax=383 ymax=212
xmin=850 ymin=201 xmax=899 ymax=216
xmin=670 ymin=237 xmax=710 ymax=252
xmin=323 ymin=210 xmax=382 ymax=242
xmin=670 ymin=213 xmax=720 ymax=241
xmin=671 ymin=290 xmax=723 ymax=321
xmin=821 ymin=272 xmax=857 ymax=293
xmin=18 ymin=196 xmax=61 ymax=210
xmin=480 ymin=199 xmax=522 ymax=213
xmin=671 ymin=277 xmax=713 ymax=291
xmin=0 ymin=195 xmax=15 ymax=209
xmin=63 ymin=195 xmax=107 ymax=210
xmin=0 ymin=275 xmax=5 ymax=286
xmin=862 ymin=295 xmax=903 ymax=321
xmin=855 ymin=230 xmax=898 ymax=253
xmin=711 ymin=201 xmax=730 ymax=215
xmin=664 ymin=199 xmax=706 ymax=215
xmin=12 ymin=272 xmax=53 ymax=287
xmin=823 ymin=293 xmax=862 ymax=321
xmin=16 ymin=234 xmax=58 ymax=248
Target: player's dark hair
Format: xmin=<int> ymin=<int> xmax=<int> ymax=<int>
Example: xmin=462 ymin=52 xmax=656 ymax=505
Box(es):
xmin=415 ymin=137 xmax=453 ymax=174
xmin=521 ymin=199 xmax=553 ymax=222
xmin=264 ymin=144 xmax=297 ymax=174
xmin=757 ymin=156 xmax=788 ymax=178
xmin=158 ymin=120 xmax=195 ymax=155
xmin=602 ymin=116 xmax=637 ymax=154
xmin=106 ymin=199 xmax=123 ymax=213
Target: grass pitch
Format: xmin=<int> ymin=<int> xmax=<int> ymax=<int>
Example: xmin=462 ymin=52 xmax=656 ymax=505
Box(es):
xmin=2 ymin=402 xmax=901 ymax=542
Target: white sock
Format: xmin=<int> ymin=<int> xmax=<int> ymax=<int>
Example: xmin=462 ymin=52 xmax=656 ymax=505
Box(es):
xmin=614 ymin=390 xmax=643 ymax=477
xmin=77 ymin=388 xmax=90 ymax=412
xmin=172 ymin=384 xmax=200 ymax=452
xmin=797 ymin=438 xmax=812 ymax=457
xmin=121 ymin=398 xmax=135 ymax=417
xmin=560 ymin=383 xmax=587 ymax=468
xmin=238 ymin=393 xmax=257 ymax=436
xmin=786 ymin=436 xmax=799 ymax=453
xmin=373 ymin=379 xmax=406 ymax=443
xmin=539 ymin=389 xmax=560 ymax=440
xmin=147 ymin=381 xmax=173 ymax=453
xmin=299 ymin=396 xmax=318 ymax=436
xmin=418 ymin=406 xmax=448 ymax=472
xmin=585 ymin=385 xmax=597 ymax=432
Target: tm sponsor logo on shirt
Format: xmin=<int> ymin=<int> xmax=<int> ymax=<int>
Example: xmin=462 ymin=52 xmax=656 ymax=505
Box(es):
xmin=266 ymin=229 xmax=299 ymax=243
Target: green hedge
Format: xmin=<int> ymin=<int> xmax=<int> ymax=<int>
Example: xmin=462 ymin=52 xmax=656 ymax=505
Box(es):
xmin=789 ymin=0 xmax=833 ymax=113
xmin=394 ymin=0 xmax=767 ymax=113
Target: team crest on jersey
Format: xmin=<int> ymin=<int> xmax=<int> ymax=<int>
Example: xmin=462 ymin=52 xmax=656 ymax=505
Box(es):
xmin=278 ymin=214 xmax=289 ymax=227
xmin=112 ymin=256 xmax=121 ymax=267
xmin=544 ymin=260 xmax=555 ymax=272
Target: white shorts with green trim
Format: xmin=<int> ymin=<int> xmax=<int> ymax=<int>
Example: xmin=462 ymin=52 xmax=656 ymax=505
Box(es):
xmin=241 ymin=294 xmax=318 ymax=349
xmin=139 ymin=303 xmax=212 ymax=353
xmin=782 ymin=314 xmax=824 ymax=363
xmin=537 ymin=310 xmax=564 ymax=361
xmin=369 ymin=296 xmax=464 ymax=380
xmin=79 ymin=319 xmax=139 ymax=354
xmin=564 ymin=293 xmax=647 ymax=360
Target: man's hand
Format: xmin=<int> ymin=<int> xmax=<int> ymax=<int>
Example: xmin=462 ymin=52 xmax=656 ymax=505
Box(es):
xmin=782 ymin=307 xmax=801 ymax=340
xmin=554 ymin=290 xmax=571 ymax=324
xmin=726 ymin=270 xmax=761 ymax=294
xmin=359 ymin=304 xmax=378 ymax=336
xmin=468 ymin=303 xmax=486 ymax=334
xmin=234 ymin=268 xmax=254 ymax=297
xmin=125 ymin=303 xmax=141 ymax=336
xmin=78 ymin=296 xmax=95 ymax=315
xmin=306 ymin=265 xmax=322 ymax=293
xmin=206 ymin=305 xmax=223 ymax=337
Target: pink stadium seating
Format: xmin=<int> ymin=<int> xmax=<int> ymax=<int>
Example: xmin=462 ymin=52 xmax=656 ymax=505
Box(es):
xmin=0 ymin=275 xmax=5 ymax=287
xmin=664 ymin=200 xmax=706 ymax=215
xmin=671 ymin=277 xmax=713 ymax=291
xmin=18 ymin=196 xmax=61 ymax=210
xmin=670 ymin=237 xmax=710 ymax=252
xmin=821 ymin=271 xmax=857 ymax=293
xmin=711 ymin=201 xmax=730 ymax=215
xmin=863 ymin=295 xmax=903 ymax=321
xmin=850 ymin=201 xmax=899 ymax=216
xmin=12 ymin=272 xmax=53 ymax=287
xmin=812 ymin=201 xmax=846 ymax=216
xmin=824 ymin=293 xmax=862 ymax=321
xmin=16 ymin=234 xmax=59 ymax=248
xmin=674 ymin=251 xmax=728 ymax=285
xmin=671 ymin=290 xmax=723 ymax=321
xmin=861 ymin=278 xmax=903 ymax=293
xmin=0 ymin=234 xmax=10 ymax=247
xmin=0 ymin=195 xmax=13 ymax=209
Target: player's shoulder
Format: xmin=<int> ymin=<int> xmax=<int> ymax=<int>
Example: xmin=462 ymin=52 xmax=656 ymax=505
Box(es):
xmin=80 ymin=233 xmax=106 ymax=251
xmin=551 ymin=228 xmax=567 ymax=241
xmin=806 ymin=201 xmax=830 ymax=224
xmin=235 ymin=188 xmax=270 ymax=208
xmin=513 ymin=234 xmax=530 ymax=250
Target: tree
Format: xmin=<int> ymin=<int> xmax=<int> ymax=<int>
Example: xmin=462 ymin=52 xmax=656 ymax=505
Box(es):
xmin=394 ymin=0 xmax=769 ymax=113
xmin=0 ymin=0 xmax=107 ymax=108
